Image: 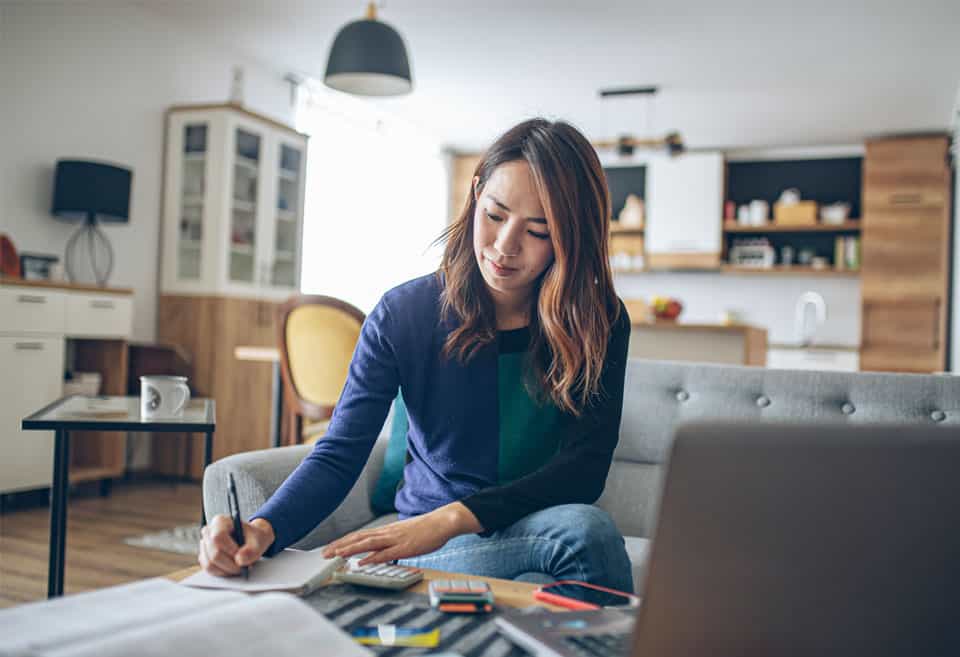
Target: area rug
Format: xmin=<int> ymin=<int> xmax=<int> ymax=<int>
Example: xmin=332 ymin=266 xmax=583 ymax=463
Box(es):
xmin=124 ymin=525 xmax=201 ymax=555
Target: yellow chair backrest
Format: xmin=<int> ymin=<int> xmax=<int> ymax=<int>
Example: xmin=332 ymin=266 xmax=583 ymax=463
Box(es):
xmin=285 ymin=304 xmax=363 ymax=407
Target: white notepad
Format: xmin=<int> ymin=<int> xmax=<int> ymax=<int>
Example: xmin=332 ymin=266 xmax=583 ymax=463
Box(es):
xmin=180 ymin=548 xmax=345 ymax=596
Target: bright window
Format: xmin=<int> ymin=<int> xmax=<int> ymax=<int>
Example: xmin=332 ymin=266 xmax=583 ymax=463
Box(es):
xmin=296 ymin=85 xmax=448 ymax=313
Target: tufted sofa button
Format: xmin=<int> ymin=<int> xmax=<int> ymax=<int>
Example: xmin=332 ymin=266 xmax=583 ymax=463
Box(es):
xmin=931 ymin=410 xmax=946 ymax=422
xmin=675 ymin=390 xmax=689 ymax=402
xmin=756 ymin=395 xmax=771 ymax=408
xmin=841 ymin=402 xmax=855 ymax=415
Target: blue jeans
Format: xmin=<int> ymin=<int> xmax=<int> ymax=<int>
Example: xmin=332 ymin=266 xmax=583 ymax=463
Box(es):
xmin=397 ymin=504 xmax=634 ymax=593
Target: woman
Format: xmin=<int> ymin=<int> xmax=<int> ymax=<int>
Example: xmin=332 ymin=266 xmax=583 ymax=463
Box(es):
xmin=199 ymin=118 xmax=633 ymax=591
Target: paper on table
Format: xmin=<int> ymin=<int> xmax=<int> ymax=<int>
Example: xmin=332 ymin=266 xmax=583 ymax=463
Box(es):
xmin=180 ymin=547 xmax=345 ymax=595
xmin=0 ymin=579 xmax=240 ymax=655
xmin=46 ymin=593 xmax=372 ymax=657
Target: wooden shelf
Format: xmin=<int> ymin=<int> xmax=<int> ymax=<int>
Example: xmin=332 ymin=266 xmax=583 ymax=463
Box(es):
xmin=720 ymin=265 xmax=860 ymax=277
xmin=70 ymin=465 xmax=123 ymax=483
xmin=723 ymin=221 xmax=861 ymax=233
xmin=610 ymin=227 xmax=645 ymax=236
xmin=234 ymin=155 xmax=259 ymax=171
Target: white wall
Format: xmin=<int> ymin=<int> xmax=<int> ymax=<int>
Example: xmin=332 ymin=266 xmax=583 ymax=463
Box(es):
xmin=615 ymin=272 xmax=861 ymax=347
xmin=0 ymin=1 xmax=294 ymax=341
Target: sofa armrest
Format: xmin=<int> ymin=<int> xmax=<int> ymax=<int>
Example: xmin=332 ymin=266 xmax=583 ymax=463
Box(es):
xmin=203 ymin=437 xmax=389 ymax=550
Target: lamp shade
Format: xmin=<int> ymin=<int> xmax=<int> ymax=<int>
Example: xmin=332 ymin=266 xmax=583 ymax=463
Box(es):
xmin=324 ymin=13 xmax=412 ymax=96
xmin=52 ymin=159 xmax=132 ymax=223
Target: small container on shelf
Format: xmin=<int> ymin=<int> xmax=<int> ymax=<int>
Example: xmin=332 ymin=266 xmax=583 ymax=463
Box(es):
xmin=821 ymin=202 xmax=851 ymax=225
xmin=774 ymin=201 xmax=818 ymax=226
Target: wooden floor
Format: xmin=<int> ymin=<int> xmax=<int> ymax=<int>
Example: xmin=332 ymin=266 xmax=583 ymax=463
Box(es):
xmin=0 ymin=481 xmax=201 ymax=608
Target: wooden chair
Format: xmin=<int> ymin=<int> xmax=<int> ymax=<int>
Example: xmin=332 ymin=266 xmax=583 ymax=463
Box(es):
xmin=276 ymin=295 xmax=365 ymax=446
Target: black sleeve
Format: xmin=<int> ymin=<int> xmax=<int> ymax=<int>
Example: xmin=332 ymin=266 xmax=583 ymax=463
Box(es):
xmin=460 ymin=300 xmax=631 ymax=533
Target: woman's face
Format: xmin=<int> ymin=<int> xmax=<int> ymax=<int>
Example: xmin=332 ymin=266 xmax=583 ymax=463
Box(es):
xmin=472 ymin=161 xmax=555 ymax=306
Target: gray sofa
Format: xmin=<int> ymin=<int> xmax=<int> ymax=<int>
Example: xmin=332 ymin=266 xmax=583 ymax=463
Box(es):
xmin=203 ymin=360 xmax=960 ymax=591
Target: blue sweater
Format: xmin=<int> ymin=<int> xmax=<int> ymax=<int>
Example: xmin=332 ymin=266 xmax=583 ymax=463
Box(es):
xmin=254 ymin=273 xmax=631 ymax=554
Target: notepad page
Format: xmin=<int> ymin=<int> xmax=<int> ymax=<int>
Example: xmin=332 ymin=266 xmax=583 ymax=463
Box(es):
xmin=180 ymin=548 xmax=345 ymax=594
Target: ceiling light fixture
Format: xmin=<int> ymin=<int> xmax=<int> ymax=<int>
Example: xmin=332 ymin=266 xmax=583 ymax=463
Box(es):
xmin=324 ymin=2 xmax=413 ymax=97
xmin=594 ymin=85 xmax=684 ymax=155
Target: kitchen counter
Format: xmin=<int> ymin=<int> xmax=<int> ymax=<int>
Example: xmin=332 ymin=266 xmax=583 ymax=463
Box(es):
xmin=629 ymin=320 xmax=767 ymax=366
xmin=768 ymin=342 xmax=859 ymax=353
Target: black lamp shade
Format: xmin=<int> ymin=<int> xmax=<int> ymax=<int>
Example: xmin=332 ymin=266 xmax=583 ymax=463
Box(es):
xmin=324 ymin=18 xmax=412 ymax=96
xmin=52 ymin=159 xmax=132 ymax=224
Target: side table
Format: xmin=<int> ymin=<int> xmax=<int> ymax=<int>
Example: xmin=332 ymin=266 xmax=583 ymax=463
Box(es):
xmin=22 ymin=395 xmax=216 ymax=598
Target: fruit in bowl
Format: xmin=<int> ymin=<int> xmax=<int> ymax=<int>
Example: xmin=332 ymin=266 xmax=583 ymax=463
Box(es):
xmin=651 ymin=296 xmax=683 ymax=321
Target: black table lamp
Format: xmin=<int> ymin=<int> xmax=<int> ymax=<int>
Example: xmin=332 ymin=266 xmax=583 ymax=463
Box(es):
xmin=51 ymin=159 xmax=132 ymax=286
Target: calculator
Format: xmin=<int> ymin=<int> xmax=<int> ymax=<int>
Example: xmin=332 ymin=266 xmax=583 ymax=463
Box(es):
xmin=428 ymin=579 xmax=495 ymax=613
xmin=335 ymin=562 xmax=424 ymax=590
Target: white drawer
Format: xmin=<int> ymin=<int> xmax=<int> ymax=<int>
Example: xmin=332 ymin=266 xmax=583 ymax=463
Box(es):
xmin=767 ymin=348 xmax=860 ymax=372
xmin=0 ymin=287 xmax=66 ymax=334
xmin=65 ymin=293 xmax=133 ymax=338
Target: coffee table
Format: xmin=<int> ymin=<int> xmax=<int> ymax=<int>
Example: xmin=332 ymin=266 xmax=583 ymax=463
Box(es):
xmin=22 ymin=395 xmax=216 ymax=598
xmin=166 ymin=565 xmax=563 ymax=611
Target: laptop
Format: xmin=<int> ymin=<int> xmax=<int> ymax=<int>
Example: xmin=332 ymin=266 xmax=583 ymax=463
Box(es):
xmin=497 ymin=422 xmax=960 ymax=657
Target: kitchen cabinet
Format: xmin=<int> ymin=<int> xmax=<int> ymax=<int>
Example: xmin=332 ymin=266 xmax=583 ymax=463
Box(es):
xmin=629 ymin=320 xmax=767 ymax=366
xmin=860 ymin=135 xmax=951 ymax=373
xmin=645 ymin=152 xmax=724 ymax=269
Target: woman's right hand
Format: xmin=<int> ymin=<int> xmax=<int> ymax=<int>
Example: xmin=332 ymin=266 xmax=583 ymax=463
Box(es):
xmin=198 ymin=515 xmax=275 ymax=576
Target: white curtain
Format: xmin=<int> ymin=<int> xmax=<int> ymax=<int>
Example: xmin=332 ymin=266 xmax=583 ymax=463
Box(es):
xmin=295 ymin=84 xmax=449 ymax=313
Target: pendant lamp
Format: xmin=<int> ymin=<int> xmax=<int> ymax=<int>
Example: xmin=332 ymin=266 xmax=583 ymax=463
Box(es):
xmin=324 ymin=2 xmax=413 ymax=96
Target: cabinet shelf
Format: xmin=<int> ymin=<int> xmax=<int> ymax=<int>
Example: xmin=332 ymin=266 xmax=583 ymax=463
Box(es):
xmin=278 ymin=169 xmax=299 ymax=182
xmin=184 ymin=153 xmax=206 ymax=163
xmin=182 ymin=194 xmax=204 ymax=206
xmin=232 ymin=199 xmax=256 ymax=212
xmin=277 ymin=210 xmax=296 ymax=222
xmin=610 ymin=227 xmax=645 ymax=236
xmin=235 ymin=155 xmax=259 ymax=171
xmin=179 ymin=240 xmax=202 ymax=250
xmin=274 ymin=250 xmax=295 ymax=262
xmin=723 ymin=221 xmax=861 ymax=234
xmin=231 ymin=244 xmax=255 ymax=255
xmin=720 ymin=265 xmax=860 ymax=277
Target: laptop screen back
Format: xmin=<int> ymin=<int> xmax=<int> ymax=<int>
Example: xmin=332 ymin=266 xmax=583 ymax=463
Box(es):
xmin=631 ymin=422 xmax=960 ymax=657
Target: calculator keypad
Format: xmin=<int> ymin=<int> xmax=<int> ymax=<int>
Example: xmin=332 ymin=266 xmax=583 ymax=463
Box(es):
xmin=336 ymin=563 xmax=424 ymax=590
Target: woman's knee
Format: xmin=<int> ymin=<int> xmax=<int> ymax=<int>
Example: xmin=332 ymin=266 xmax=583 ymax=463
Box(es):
xmin=545 ymin=504 xmax=623 ymax=549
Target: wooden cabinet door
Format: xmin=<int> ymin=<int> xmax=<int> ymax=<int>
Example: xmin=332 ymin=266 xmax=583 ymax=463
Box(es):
xmin=859 ymin=135 xmax=951 ymax=374
xmin=861 ymin=297 xmax=944 ymax=372
xmin=860 ymin=205 xmax=950 ymax=299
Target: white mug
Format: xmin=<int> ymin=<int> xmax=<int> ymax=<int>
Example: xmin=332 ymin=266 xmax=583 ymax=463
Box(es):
xmin=140 ymin=375 xmax=190 ymax=419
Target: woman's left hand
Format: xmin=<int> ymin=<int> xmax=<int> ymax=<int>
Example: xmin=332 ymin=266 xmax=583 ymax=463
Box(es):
xmin=322 ymin=502 xmax=482 ymax=566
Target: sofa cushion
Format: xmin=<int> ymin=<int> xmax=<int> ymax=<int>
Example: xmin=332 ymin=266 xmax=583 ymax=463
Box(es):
xmin=371 ymin=395 xmax=409 ymax=514
xmin=623 ymin=536 xmax=651 ymax=593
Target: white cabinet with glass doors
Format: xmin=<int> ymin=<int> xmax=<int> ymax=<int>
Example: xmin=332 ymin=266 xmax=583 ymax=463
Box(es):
xmin=161 ymin=104 xmax=308 ymax=299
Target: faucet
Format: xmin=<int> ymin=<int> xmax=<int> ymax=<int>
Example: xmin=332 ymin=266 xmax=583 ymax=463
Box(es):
xmin=795 ymin=291 xmax=827 ymax=346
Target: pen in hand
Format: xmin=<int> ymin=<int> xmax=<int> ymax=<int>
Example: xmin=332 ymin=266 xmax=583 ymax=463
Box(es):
xmin=228 ymin=473 xmax=249 ymax=580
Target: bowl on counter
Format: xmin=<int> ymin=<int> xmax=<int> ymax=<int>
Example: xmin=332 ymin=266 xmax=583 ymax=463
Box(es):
xmin=651 ymin=296 xmax=683 ymax=321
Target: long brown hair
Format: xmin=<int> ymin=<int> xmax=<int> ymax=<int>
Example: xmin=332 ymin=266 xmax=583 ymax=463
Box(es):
xmin=436 ymin=118 xmax=619 ymax=416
